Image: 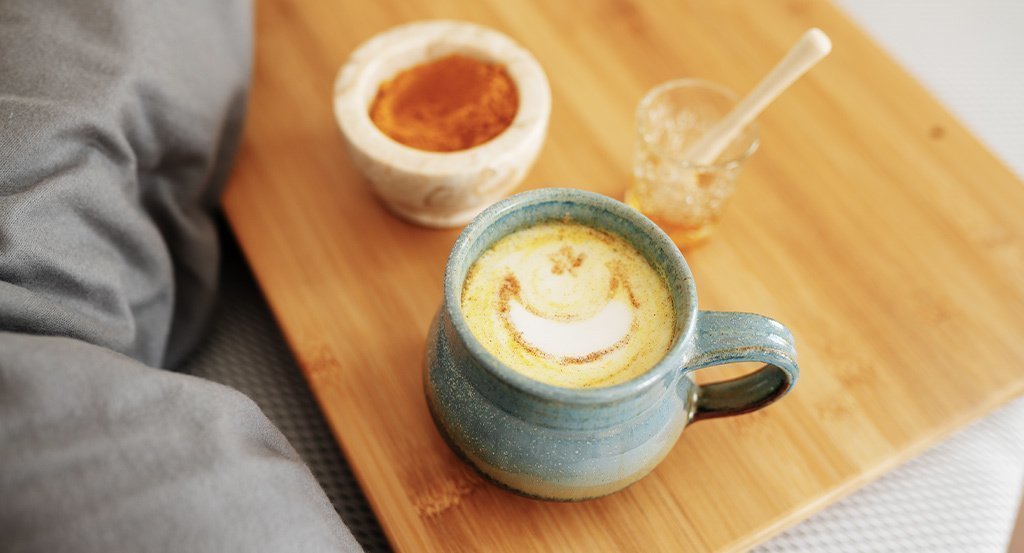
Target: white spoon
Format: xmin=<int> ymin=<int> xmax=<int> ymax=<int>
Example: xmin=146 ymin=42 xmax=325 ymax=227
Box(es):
xmin=683 ymin=28 xmax=832 ymax=166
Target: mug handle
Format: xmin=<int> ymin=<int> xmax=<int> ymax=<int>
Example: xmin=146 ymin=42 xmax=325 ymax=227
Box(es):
xmin=684 ymin=311 xmax=799 ymax=422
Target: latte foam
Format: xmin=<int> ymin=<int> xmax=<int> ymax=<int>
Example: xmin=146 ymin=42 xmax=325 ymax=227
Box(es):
xmin=461 ymin=222 xmax=674 ymax=388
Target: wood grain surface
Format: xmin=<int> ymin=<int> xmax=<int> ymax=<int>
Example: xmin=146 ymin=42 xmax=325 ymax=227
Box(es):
xmin=222 ymin=0 xmax=1024 ymax=550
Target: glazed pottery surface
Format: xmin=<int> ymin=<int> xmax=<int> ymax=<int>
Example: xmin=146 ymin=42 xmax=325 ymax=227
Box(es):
xmin=425 ymin=188 xmax=798 ymax=500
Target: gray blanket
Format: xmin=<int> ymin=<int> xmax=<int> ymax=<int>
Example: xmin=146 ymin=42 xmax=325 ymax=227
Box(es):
xmin=0 ymin=1 xmax=360 ymax=551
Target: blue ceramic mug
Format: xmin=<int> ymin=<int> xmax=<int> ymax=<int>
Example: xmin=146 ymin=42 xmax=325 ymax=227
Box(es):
xmin=424 ymin=188 xmax=798 ymax=501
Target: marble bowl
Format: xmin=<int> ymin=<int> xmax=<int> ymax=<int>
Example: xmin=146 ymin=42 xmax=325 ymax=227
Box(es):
xmin=333 ymin=20 xmax=551 ymax=228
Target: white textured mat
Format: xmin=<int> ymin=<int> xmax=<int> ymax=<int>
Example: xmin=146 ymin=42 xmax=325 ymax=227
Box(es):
xmin=760 ymin=1 xmax=1024 ymax=551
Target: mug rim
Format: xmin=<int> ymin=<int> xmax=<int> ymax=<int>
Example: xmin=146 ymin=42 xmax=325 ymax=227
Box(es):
xmin=443 ymin=187 xmax=699 ymax=404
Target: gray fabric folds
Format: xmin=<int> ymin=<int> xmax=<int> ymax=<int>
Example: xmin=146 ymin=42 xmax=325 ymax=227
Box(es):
xmin=0 ymin=333 xmax=358 ymax=553
xmin=0 ymin=0 xmax=248 ymax=367
xmin=0 ymin=0 xmax=361 ymax=550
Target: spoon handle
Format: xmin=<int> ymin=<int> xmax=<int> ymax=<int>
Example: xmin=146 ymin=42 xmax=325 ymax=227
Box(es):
xmin=685 ymin=28 xmax=832 ymax=166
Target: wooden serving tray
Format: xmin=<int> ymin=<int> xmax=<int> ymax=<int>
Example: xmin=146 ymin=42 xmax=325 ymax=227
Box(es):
xmin=223 ymin=0 xmax=1024 ymax=550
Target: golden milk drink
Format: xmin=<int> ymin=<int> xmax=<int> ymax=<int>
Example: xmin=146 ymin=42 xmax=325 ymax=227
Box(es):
xmin=461 ymin=222 xmax=674 ymax=388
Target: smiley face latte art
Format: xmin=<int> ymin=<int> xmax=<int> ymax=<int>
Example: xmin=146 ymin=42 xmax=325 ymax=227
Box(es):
xmin=461 ymin=222 xmax=675 ymax=388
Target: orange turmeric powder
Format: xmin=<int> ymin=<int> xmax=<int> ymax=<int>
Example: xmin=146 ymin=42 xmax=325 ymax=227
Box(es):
xmin=369 ymin=54 xmax=519 ymax=152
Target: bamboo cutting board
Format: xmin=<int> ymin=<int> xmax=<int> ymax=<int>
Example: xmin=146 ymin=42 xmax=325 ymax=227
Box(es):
xmin=223 ymin=0 xmax=1024 ymax=550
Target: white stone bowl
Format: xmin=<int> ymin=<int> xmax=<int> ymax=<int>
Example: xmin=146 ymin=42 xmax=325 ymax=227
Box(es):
xmin=333 ymin=20 xmax=551 ymax=228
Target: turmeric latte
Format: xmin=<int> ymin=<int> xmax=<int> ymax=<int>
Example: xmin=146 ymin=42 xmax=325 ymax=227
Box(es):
xmin=461 ymin=222 xmax=674 ymax=389
xmin=369 ymin=54 xmax=518 ymax=152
